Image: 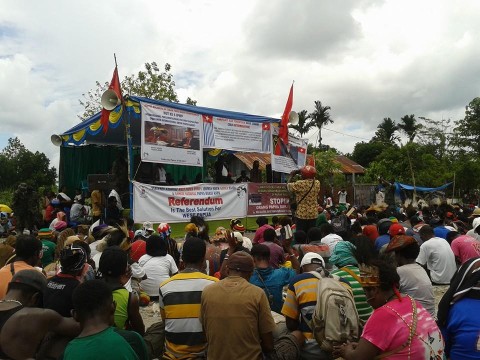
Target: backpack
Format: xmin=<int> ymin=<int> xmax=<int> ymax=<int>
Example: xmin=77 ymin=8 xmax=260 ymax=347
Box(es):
xmin=308 ymin=272 xmax=360 ymax=352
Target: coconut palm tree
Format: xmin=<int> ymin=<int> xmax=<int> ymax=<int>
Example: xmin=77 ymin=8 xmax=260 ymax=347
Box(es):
xmin=309 ymin=101 xmax=333 ymax=149
xmin=288 ymin=110 xmax=313 ymax=137
xmin=398 ymin=114 xmax=421 ymax=143
xmin=374 ymin=117 xmax=399 ymax=144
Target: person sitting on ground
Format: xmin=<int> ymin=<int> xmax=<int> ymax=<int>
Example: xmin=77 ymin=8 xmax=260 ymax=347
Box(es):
xmin=0 ymin=269 xmax=80 ymax=359
xmin=0 ymin=234 xmax=43 ymax=299
xmin=159 ymin=237 xmax=218 ymax=359
xmin=157 ymin=223 xmax=180 ymax=266
xmin=201 ymin=251 xmax=304 ymax=360
xmin=139 ymin=235 xmax=178 ymax=301
xmin=99 ymin=246 xmax=145 ymax=335
xmin=250 ymin=243 xmax=299 ymax=313
xmin=230 ymin=219 xmax=253 ymax=251
xmin=417 ymin=225 xmax=457 ymax=285
xmin=294 ymin=228 xmax=331 ymax=265
xmin=333 ymin=260 xmax=444 ymax=359
xmin=330 ymin=241 xmax=373 ymax=325
xmin=44 ymin=245 xmax=86 ymax=317
xmin=38 ymin=228 xmax=56 ymax=268
xmin=281 ymin=253 xmax=332 ymax=359
xmin=374 ymin=218 xmax=392 ymax=252
xmin=385 ymin=234 xmax=435 ymax=317
xmin=262 ymin=228 xmax=285 ymax=269
xmin=448 ymin=232 xmax=480 ymax=265
xmin=319 ymin=222 xmax=343 ymax=254
xmin=64 ymin=279 xmax=146 ymax=360
xmin=438 ymin=257 xmax=480 ymax=360
xmin=69 ymin=198 xmax=89 ymax=225
xmin=253 ymin=216 xmax=274 ymax=244
xmin=50 ymin=211 xmax=67 ymax=231
xmin=218 ymin=230 xmax=250 ymax=278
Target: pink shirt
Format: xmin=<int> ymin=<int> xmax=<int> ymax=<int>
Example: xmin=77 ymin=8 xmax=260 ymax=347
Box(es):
xmin=362 ymin=295 xmax=444 ymax=359
xmin=253 ymin=224 xmax=274 ymax=244
xmin=450 ymin=235 xmax=480 ymax=264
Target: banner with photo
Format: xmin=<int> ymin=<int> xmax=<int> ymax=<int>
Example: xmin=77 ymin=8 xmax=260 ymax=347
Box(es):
xmin=203 ymin=115 xmax=271 ymax=153
xmin=247 ymin=183 xmax=291 ymax=216
xmin=141 ymin=102 xmax=203 ymax=167
xmin=271 ymin=126 xmax=308 ymax=173
xmin=133 ymin=181 xmax=247 ymax=223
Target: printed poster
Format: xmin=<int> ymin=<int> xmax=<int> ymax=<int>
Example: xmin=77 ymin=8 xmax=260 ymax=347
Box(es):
xmin=141 ymin=102 xmax=203 ymax=167
xmin=271 ymin=126 xmax=308 ymax=173
xmin=247 ymin=183 xmax=291 ymax=216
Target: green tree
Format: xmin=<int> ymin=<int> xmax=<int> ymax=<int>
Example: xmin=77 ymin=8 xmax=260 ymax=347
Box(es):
xmin=0 ymin=137 xmax=56 ymax=191
xmin=289 ymin=110 xmax=313 ymax=137
xmin=79 ymin=62 xmax=195 ymax=120
xmin=452 ymin=97 xmax=480 ymax=156
xmin=417 ymin=117 xmax=452 ymax=160
xmin=350 ymin=141 xmax=387 ymax=167
xmin=373 ymin=117 xmax=399 ymax=144
xmin=314 ymin=149 xmax=342 ymax=185
xmin=309 ymin=101 xmax=333 ymax=149
xmin=398 ymin=114 xmax=421 ymax=143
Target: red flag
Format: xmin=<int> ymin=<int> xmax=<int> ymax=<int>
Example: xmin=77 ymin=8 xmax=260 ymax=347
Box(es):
xmin=274 ymin=84 xmax=293 ymax=155
xmin=100 ymin=66 xmax=122 ymax=134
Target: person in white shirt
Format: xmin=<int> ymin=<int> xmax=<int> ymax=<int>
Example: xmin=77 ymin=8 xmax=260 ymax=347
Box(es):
xmin=319 ymin=223 xmax=343 ymax=254
xmin=385 ymin=235 xmax=435 ymax=316
xmin=338 ymin=189 xmax=347 ymax=206
xmin=108 ymin=188 xmax=123 ymax=211
xmin=417 ymin=225 xmax=457 ymax=285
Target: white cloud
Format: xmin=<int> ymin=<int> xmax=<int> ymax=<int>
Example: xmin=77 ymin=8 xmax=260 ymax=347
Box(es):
xmin=0 ymin=0 xmax=479 ymax=163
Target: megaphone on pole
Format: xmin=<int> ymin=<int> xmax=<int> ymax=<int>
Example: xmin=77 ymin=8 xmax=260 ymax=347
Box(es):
xmin=101 ymin=89 xmax=120 ymax=111
xmin=50 ymin=134 xmax=63 ymax=146
xmin=288 ymin=111 xmax=299 ymax=126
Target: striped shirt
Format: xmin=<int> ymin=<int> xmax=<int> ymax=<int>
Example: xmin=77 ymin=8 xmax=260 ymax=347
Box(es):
xmin=331 ymin=265 xmax=373 ymax=325
xmin=281 ymin=272 xmax=319 ymax=339
xmin=159 ymin=271 xmax=218 ymax=359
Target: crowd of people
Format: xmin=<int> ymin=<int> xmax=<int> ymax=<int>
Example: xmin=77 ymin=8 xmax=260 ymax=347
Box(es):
xmin=1 ymin=167 xmax=480 ymax=359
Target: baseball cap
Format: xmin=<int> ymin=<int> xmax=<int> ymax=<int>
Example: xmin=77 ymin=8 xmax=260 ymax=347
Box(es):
xmin=60 ymin=246 xmax=87 ymax=272
xmin=143 ymin=221 xmax=154 ymax=232
xmin=300 ymin=252 xmax=325 ymax=268
xmin=388 ymin=223 xmax=405 ymax=236
xmin=10 ymin=269 xmax=47 ymax=294
xmin=233 ymin=231 xmax=244 ymax=244
xmin=227 ymin=251 xmax=254 ymax=273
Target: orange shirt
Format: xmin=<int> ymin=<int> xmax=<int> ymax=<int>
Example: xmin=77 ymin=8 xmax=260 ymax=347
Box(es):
xmin=0 ymin=261 xmax=35 ymax=299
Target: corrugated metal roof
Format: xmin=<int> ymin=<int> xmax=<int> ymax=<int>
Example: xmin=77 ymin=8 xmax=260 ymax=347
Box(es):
xmin=335 ymin=155 xmax=365 ymax=174
xmin=233 ymin=152 xmax=270 ymax=170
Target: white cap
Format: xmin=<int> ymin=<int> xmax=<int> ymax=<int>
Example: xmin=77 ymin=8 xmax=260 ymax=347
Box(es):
xmin=472 ymin=217 xmax=480 ymax=231
xmin=143 ymin=221 xmax=154 ymax=232
xmin=300 ymin=252 xmax=325 ymax=268
xmin=233 ymin=231 xmax=244 ymax=243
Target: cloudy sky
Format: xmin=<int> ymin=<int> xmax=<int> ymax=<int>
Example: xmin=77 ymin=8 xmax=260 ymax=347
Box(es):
xmin=1 ymin=0 xmax=479 ymax=169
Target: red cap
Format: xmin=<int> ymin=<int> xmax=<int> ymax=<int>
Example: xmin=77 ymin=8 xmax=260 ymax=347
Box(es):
xmin=389 ymin=223 xmax=405 ymax=236
xmin=300 ymin=165 xmax=316 ymax=179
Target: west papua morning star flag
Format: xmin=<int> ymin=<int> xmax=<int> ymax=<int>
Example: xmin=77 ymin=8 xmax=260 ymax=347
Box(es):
xmin=262 ymin=122 xmax=271 ymax=152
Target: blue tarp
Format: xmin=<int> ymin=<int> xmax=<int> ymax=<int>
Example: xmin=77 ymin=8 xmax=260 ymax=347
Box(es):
xmin=394 ymin=182 xmax=452 ymax=193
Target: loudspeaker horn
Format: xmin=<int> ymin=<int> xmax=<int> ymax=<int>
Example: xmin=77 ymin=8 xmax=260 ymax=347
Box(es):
xmin=101 ymin=89 xmax=120 ymax=111
xmin=50 ymin=134 xmax=63 ymax=146
xmin=288 ymin=111 xmax=299 ymax=126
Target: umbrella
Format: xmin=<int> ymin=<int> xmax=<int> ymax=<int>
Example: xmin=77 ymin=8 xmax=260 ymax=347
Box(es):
xmin=0 ymin=204 xmax=12 ymax=213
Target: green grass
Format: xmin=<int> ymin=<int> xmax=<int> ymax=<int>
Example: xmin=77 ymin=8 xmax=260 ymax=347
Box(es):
xmin=134 ymin=216 xmax=276 ymax=239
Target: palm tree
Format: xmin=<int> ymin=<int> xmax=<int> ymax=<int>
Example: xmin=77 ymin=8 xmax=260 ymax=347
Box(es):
xmin=398 ymin=114 xmax=421 ymax=143
xmin=309 ymin=101 xmax=333 ymax=149
xmin=374 ymin=117 xmax=399 ymax=144
xmin=289 ymin=110 xmax=313 ymax=137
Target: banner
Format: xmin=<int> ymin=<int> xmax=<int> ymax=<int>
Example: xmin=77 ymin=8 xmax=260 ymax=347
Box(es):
xmin=271 ymin=126 xmax=308 ymax=173
xmin=247 ymin=183 xmax=291 ymax=216
xmin=133 ymin=181 xmax=247 ymax=223
xmin=203 ymin=115 xmax=271 ymax=153
xmin=141 ymin=102 xmax=203 ymax=167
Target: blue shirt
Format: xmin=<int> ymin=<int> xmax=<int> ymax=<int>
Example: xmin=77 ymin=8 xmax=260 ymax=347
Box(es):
xmin=250 ymin=267 xmax=296 ymax=313
xmin=442 ymin=297 xmax=480 ymax=360
xmin=374 ymin=234 xmax=390 ymax=252
xmin=434 ymin=226 xmax=451 ymax=240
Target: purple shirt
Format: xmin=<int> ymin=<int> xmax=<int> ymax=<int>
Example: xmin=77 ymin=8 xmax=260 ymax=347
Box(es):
xmin=263 ymin=241 xmax=285 ymax=269
xmin=253 ymin=224 xmax=274 ymax=244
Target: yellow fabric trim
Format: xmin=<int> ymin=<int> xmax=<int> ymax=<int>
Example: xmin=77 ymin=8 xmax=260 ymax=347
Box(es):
xmin=89 ymin=119 xmax=102 ymax=132
xmin=72 ymin=129 xmax=86 ymax=142
xmin=109 ymin=106 xmax=123 ymax=124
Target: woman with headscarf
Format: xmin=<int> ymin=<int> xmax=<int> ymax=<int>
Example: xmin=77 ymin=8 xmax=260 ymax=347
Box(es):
xmin=333 ymin=259 xmax=444 ymax=359
xmin=330 ymin=241 xmax=373 ymax=325
xmin=438 ymin=257 xmax=480 ymax=360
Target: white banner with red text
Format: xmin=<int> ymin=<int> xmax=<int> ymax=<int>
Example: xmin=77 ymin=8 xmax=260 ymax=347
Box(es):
xmin=133 ymin=181 xmax=248 ymax=223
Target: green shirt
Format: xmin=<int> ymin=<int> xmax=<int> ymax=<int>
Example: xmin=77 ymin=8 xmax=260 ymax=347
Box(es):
xmin=63 ymin=327 xmax=139 ymax=360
